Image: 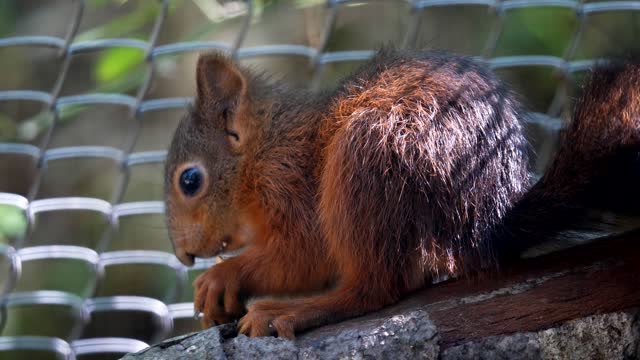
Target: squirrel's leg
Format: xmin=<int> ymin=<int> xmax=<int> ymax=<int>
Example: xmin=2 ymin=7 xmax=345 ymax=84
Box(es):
xmin=237 ymin=270 xmax=405 ymax=338
xmin=238 ymin=116 xmax=430 ymax=338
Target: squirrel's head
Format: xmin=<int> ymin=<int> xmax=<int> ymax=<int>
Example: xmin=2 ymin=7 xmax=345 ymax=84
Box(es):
xmin=164 ymin=53 xmax=262 ymax=266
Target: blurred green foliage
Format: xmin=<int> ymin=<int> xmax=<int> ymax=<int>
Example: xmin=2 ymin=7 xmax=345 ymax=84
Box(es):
xmin=0 ymin=205 xmax=27 ymax=245
xmin=96 ymin=47 xmax=145 ymax=84
xmin=495 ymin=7 xmax=577 ymax=57
xmin=81 ymin=0 xmax=166 ymax=41
xmin=79 ymin=1 xmax=164 ymax=86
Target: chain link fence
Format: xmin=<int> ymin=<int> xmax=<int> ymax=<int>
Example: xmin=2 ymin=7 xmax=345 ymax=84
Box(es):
xmin=0 ymin=0 xmax=639 ymax=359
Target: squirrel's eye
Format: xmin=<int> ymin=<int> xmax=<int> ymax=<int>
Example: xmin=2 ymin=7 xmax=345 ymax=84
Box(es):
xmin=179 ymin=167 xmax=203 ymax=197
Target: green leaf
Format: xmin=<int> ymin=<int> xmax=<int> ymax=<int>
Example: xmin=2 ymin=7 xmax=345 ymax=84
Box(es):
xmin=0 ymin=205 xmax=27 ymax=242
xmin=95 ymin=47 xmax=145 ymax=84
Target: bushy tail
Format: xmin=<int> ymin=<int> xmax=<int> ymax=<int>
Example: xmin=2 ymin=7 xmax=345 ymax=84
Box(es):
xmin=496 ymin=60 xmax=640 ymax=262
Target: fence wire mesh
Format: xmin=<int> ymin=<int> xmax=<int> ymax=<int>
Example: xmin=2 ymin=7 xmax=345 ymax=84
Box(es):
xmin=0 ymin=0 xmax=639 ymax=359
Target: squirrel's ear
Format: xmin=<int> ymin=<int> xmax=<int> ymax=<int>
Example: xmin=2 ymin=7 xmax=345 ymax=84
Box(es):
xmin=195 ymin=53 xmax=246 ymax=113
xmin=195 ymin=53 xmax=250 ymax=149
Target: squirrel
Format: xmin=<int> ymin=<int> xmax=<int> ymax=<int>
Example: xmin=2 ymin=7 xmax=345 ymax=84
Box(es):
xmin=164 ymin=48 xmax=640 ymax=339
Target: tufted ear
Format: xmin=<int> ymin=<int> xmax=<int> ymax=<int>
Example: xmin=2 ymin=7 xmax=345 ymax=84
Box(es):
xmin=195 ymin=53 xmax=249 ymax=147
xmin=195 ymin=52 xmax=246 ymax=119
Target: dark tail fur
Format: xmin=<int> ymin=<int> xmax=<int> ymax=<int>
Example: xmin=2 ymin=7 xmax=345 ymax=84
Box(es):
xmin=496 ymin=59 xmax=640 ymax=263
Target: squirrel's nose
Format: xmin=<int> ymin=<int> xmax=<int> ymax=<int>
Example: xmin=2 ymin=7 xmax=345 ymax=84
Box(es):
xmin=176 ymin=250 xmax=195 ymax=267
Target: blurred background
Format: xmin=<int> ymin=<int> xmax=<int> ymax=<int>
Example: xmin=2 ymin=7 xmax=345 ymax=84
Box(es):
xmin=1 ymin=0 xmax=639 ymax=359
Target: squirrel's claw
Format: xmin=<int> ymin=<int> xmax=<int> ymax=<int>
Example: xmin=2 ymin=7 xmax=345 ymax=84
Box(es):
xmin=238 ymin=301 xmax=296 ymax=339
xmin=237 ymin=306 xmax=272 ymax=337
xmin=237 ymin=315 xmax=255 ymax=336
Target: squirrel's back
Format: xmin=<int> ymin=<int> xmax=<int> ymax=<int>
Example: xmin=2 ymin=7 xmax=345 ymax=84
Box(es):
xmin=318 ymin=50 xmax=529 ymax=283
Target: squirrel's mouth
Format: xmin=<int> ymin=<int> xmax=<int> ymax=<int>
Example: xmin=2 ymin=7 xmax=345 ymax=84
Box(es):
xmin=213 ymin=235 xmax=248 ymax=259
xmin=217 ymin=235 xmax=232 ymax=254
xmin=174 ymin=235 xmax=241 ymax=266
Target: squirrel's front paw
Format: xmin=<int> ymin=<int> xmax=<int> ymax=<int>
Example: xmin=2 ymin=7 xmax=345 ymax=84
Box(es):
xmin=238 ymin=300 xmax=296 ymax=339
xmin=193 ymin=261 xmax=245 ymax=328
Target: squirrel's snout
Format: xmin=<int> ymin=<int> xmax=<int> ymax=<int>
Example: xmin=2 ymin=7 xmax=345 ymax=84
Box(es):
xmin=176 ymin=250 xmax=196 ymax=267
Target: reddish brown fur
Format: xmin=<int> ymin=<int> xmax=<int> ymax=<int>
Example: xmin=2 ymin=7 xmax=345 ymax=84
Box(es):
xmin=165 ymin=50 xmax=640 ymax=338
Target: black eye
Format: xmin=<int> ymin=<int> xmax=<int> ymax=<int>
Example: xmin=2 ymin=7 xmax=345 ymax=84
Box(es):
xmin=179 ymin=167 xmax=203 ymax=197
